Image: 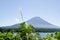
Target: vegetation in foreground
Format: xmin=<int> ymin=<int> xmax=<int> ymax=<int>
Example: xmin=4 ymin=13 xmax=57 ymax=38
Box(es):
xmin=0 ymin=22 xmax=60 ymax=40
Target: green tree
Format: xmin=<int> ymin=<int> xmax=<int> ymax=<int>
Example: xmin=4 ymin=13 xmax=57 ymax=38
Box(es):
xmin=0 ymin=32 xmax=5 ymax=40
xmin=6 ymin=32 xmax=14 ymax=40
xmin=18 ymin=22 xmax=27 ymax=40
xmin=15 ymin=33 xmax=22 ymax=40
xmin=18 ymin=22 xmax=35 ymax=40
xmin=54 ymin=32 xmax=60 ymax=40
xmin=35 ymin=32 xmax=42 ymax=40
xmin=46 ymin=34 xmax=51 ymax=40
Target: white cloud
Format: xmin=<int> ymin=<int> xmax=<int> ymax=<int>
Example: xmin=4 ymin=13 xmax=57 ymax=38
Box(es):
xmin=15 ymin=18 xmax=20 ymax=22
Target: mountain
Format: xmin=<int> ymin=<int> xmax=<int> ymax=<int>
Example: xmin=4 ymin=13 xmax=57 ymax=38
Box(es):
xmin=0 ymin=16 xmax=60 ymax=32
xmin=27 ymin=17 xmax=59 ymax=29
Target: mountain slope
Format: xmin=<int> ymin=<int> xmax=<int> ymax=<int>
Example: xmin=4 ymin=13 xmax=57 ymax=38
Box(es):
xmin=0 ymin=17 xmax=60 ymax=30
xmin=27 ymin=17 xmax=59 ymax=29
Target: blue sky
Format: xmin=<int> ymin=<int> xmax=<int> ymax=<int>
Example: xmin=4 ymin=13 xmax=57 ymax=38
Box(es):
xmin=0 ymin=0 xmax=60 ymax=27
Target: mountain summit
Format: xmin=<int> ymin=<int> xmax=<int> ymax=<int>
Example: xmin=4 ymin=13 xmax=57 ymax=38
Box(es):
xmin=27 ymin=17 xmax=59 ymax=29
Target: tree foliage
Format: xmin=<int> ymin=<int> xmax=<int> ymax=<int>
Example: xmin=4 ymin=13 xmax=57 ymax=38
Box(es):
xmin=46 ymin=34 xmax=51 ymax=40
xmin=54 ymin=32 xmax=60 ymax=40
xmin=0 ymin=22 xmax=60 ymax=40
